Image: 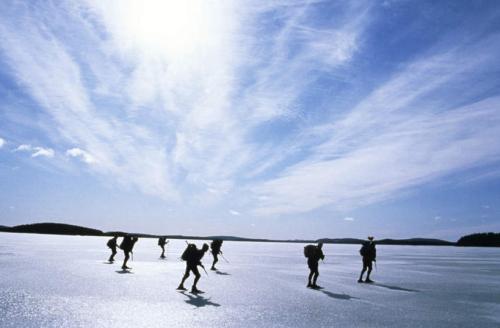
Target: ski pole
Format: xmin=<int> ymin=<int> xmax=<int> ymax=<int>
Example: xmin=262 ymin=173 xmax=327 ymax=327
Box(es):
xmin=200 ymin=264 xmax=208 ymax=276
xmin=220 ymin=253 xmax=229 ymax=263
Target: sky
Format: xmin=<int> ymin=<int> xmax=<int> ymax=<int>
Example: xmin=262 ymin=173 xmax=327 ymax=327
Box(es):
xmin=1 ymin=0 xmax=500 ymax=241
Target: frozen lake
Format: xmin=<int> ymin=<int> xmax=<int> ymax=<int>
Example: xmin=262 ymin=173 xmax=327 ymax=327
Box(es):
xmin=1 ymin=232 xmax=499 ymax=328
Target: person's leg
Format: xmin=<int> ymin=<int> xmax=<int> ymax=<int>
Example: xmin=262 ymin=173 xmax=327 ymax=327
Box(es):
xmin=211 ymin=253 xmax=218 ymax=270
xmin=365 ymin=261 xmax=373 ymax=282
xmin=192 ymin=266 xmax=201 ymax=292
xmin=122 ymin=252 xmax=130 ymax=269
xmin=160 ymin=246 xmax=165 ymax=258
xmin=308 ymin=269 xmax=314 ymax=287
xmin=307 ymin=260 xmax=314 ymax=287
xmin=109 ymin=248 xmax=116 ymax=262
xmin=312 ymin=263 xmax=320 ymax=287
xmin=359 ymin=260 xmax=367 ymax=282
xmin=177 ymin=266 xmax=190 ymax=290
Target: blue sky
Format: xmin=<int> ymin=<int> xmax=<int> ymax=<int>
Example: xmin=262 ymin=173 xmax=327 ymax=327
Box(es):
xmin=1 ymin=0 xmax=500 ymax=240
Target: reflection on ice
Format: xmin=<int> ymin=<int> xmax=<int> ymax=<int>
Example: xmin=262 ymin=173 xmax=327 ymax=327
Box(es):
xmin=0 ymin=233 xmax=499 ymax=328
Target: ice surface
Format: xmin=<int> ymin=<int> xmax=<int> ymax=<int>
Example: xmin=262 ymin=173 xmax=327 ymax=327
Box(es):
xmin=1 ymin=232 xmax=499 ymax=328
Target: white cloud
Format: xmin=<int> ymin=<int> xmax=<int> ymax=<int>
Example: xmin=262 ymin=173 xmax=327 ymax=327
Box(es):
xmin=15 ymin=144 xmax=32 ymax=152
xmin=0 ymin=137 xmax=5 ymax=148
xmin=66 ymin=148 xmax=96 ymax=164
xmin=251 ymin=35 xmax=500 ymax=216
xmin=344 ymin=217 xmax=355 ymax=221
xmin=253 ymin=95 xmax=500 ymax=215
xmin=32 ymin=147 xmax=54 ymax=158
xmin=0 ymin=5 xmax=177 ymax=199
xmin=229 ymin=210 xmax=241 ymax=216
xmin=1 ymin=1 xmax=500 ymax=220
xmin=14 ymin=144 xmax=54 ymax=158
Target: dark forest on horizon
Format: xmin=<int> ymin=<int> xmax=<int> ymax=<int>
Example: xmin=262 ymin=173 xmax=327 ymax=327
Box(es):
xmin=1 ymin=222 xmax=499 ymax=247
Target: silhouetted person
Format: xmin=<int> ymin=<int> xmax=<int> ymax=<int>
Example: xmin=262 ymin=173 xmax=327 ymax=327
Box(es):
xmin=158 ymin=236 xmax=169 ymax=259
xmin=210 ymin=239 xmax=223 ymax=270
xmin=120 ymin=235 xmax=138 ymax=270
xmin=177 ymin=243 xmax=209 ymax=294
xmin=106 ymin=235 xmax=119 ymax=262
xmin=304 ymin=242 xmax=325 ymax=288
xmin=358 ymin=236 xmax=376 ymax=283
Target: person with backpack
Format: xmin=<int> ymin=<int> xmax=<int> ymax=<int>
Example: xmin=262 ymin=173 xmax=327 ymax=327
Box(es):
xmin=106 ymin=235 xmax=119 ymax=262
xmin=210 ymin=239 xmax=223 ymax=270
xmin=304 ymin=242 xmax=325 ymax=289
xmin=158 ymin=236 xmax=169 ymax=259
xmin=120 ymin=235 xmax=139 ymax=270
xmin=358 ymin=236 xmax=376 ymax=283
xmin=177 ymin=243 xmax=209 ymax=293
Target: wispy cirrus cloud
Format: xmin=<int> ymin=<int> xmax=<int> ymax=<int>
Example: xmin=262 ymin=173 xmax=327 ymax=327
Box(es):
xmin=251 ymin=36 xmax=500 ymax=215
xmin=0 ymin=1 xmax=177 ymax=199
xmin=0 ymin=0 xmax=499 ymax=221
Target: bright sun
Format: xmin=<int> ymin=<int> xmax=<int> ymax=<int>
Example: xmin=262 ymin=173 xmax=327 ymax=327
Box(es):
xmin=120 ymin=1 xmax=212 ymax=57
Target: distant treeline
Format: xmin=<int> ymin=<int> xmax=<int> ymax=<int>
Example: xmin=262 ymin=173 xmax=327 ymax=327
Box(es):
xmin=0 ymin=222 xmax=499 ymax=247
xmin=456 ymin=233 xmax=500 ymax=247
xmin=0 ymin=223 xmax=103 ymax=236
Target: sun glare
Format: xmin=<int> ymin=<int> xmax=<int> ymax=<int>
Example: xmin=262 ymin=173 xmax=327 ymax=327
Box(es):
xmin=121 ymin=1 xmax=211 ymax=57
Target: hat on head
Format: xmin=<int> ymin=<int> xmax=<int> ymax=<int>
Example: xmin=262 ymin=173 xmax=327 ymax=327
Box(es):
xmin=367 ymin=236 xmax=374 ymax=241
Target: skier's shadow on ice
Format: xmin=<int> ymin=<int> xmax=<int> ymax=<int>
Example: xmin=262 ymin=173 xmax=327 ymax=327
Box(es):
xmin=181 ymin=291 xmax=221 ymax=308
xmin=115 ymin=270 xmax=134 ymax=274
xmin=214 ymin=270 xmax=231 ymax=276
xmin=321 ymin=290 xmax=359 ymax=301
xmin=372 ymin=283 xmax=419 ymax=293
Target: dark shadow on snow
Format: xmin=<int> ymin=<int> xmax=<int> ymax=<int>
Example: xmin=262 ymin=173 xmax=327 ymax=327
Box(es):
xmin=180 ymin=291 xmax=221 ymax=308
xmin=214 ymin=270 xmax=231 ymax=276
xmin=115 ymin=269 xmax=134 ymax=274
xmin=103 ymin=261 xmax=114 ymax=264
xmin=372 ymin=283 xmax=419 ymax=293
xmin=321 ymin=290 xmax=359 ymax=300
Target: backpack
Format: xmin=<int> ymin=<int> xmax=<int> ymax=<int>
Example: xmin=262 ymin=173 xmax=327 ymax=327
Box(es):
xmin=359 ymin=243 xmax=368 ymax=257
xmin=211 ymin=240 xmax=222 ymax=251
xmin=106 ymin=239 xmax=114 ymax=248
xmin=158 ymin=237 xmax=165 ymax=246
xmin=181 ymin=244 xmax=197 ymax=261
xmin=120 ymin=237 xmax=131 ymax=251
xmin=304 ymin=245 xmax=316 ymax=258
